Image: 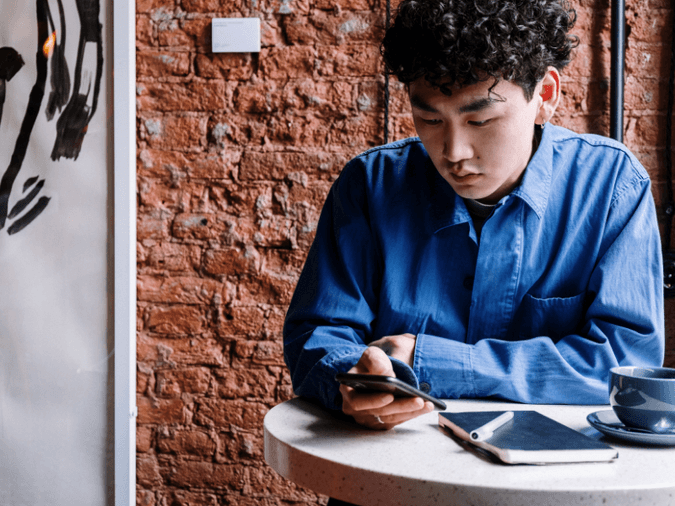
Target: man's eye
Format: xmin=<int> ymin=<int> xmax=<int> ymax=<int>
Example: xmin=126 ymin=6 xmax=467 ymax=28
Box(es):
xmin=422 ymin=118 xmax=442 ymax=125
xmin=469 ymin=119 xmax=492 ymax=126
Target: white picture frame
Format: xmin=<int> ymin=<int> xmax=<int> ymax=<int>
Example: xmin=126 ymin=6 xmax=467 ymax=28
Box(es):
xmin=113 ymin=0 xmax=137 ymax=504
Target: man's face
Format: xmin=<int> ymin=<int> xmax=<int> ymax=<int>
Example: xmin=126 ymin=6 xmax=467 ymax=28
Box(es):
xmin=409 ymin=77 xmax=544 ymax=205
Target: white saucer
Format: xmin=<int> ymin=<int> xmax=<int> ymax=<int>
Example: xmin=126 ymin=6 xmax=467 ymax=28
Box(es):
xmin=587 ymin=410 xmax=675 ymax=446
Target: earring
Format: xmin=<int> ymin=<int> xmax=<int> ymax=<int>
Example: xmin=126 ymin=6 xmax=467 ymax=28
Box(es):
xmin=541 ymin=85 xmax=553 ymax=102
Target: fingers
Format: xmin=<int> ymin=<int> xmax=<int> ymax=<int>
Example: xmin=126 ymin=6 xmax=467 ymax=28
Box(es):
xmin=376 ymin=400 xmax=434 ymax=429
xmin=342 ymin=389 xmax=435 ymax=430
xmin=346 ymin=395 xmax=423 ymax=417
xmin=340 ymin=385 xmax=394 ymax=412
xmin=351 ymin=346 xmax=394 ymax=376
xmin=353 ymin=400 xmax=435 ymax=430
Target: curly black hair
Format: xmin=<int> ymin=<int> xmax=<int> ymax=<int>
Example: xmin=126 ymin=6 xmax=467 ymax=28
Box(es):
xmin=382 ymin=0 xmax=579 ymax=100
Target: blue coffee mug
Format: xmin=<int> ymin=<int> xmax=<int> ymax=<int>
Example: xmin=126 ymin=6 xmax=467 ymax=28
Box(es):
xmin=609 ymin=366 xmax=675 ymax=434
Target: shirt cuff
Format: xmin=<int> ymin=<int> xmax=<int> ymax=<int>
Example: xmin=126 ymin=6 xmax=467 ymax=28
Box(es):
xmin=389 ymin=356 xmax=419 ymax=388
xmin=413 ymin=333 xmax=476 ymax=398
xmin=315 ymin=347 xmax=365 ymax=411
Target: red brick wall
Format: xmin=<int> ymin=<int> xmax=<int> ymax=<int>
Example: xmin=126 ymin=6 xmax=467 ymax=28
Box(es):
xmin=135 ymin=0 xmax=675 ymax=504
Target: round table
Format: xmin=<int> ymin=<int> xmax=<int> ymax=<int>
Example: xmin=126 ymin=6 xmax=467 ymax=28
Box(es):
xmin=264 ymin=397 xmax=675 ymax=506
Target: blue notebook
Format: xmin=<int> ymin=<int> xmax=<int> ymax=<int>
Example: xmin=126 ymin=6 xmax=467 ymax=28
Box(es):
xmin=439 ymin=410 xmax=618 ymax=465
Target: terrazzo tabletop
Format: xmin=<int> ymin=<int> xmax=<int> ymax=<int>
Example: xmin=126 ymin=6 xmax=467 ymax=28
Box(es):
xmin=264 ymin=397 xmax=675 ymax=506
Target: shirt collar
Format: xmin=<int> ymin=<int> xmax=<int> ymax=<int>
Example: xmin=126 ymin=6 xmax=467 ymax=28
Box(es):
xmin=509 ymin=124 xmax=554 ymax=220
xmin=422 ymin=124 xmax=554 ymax=233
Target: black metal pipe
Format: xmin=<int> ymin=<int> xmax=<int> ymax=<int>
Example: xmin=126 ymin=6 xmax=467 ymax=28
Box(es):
xmin=610 ymin=0 xmax=625 ymax=142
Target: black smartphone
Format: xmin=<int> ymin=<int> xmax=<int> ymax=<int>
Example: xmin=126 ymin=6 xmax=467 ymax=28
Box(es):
xmin=335 ymin=373 xmax=447 ymax=410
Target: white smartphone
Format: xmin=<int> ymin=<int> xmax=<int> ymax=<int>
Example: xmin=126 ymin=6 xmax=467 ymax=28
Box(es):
xmin=335 ymin=373 xmax=447 ymax=410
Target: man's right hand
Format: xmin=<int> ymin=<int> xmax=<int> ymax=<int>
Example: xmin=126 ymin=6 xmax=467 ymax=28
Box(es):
xmin=339 ymin=346 xmax=433 ymax=430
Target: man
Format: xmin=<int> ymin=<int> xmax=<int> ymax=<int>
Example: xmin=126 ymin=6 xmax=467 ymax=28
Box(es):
xmin=283 ymin=0 xmax=665 ymax=434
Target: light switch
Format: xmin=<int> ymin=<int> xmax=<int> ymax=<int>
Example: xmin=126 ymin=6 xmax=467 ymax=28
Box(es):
xmin=212 ymin=18 xmax=261 ymax=53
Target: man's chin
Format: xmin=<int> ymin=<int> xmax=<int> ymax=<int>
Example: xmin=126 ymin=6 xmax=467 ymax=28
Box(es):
xmin=454 ymin=188 xmax=493 ymax=203
xmin=454 ymin=185 xmax=506 ymax=205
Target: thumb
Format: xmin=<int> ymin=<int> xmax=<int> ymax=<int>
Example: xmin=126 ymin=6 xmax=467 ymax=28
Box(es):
xmin=353 ymin=347 xmax=395 ymax=376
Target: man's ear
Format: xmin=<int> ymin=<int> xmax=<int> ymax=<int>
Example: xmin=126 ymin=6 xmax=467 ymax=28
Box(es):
xmin=535 ymin=67 xmax=561 ymax=125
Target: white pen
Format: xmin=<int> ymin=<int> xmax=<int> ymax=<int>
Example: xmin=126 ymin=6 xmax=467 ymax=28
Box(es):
xmin=470 ymin=411 xmax=514 ymax=441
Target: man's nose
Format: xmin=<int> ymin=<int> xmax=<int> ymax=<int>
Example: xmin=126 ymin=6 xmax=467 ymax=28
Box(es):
xmin=443 ymin=127 xmax=473 ymax=163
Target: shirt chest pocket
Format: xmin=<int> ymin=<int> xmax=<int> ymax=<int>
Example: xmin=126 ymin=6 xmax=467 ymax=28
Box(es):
xmin=517 ymin=292 xmax=586 ymax=340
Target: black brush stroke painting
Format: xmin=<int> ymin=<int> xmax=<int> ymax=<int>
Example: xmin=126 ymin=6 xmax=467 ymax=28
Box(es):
xmin=0 ymin=0 xmax=50 ymax=232
xmin=51 ymin=0 xmax=103 ymax=161
xmin=0 ymin=0 xmax=103 ymax=235
xmin=0 ymin=47 xmax=25 ymax=126
xmin=45 ymin=0 xmax=71 ymax=121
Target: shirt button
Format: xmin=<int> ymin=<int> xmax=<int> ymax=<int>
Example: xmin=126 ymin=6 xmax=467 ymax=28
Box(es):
xmin=419 ymin=382 xmax=431 ymax=393
xmin=463 ymin=276 xmax=474 ymax=290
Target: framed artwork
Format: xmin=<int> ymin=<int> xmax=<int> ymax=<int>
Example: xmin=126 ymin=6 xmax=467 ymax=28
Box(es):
xmin=0 ymin=0 xmax=135 ymax=504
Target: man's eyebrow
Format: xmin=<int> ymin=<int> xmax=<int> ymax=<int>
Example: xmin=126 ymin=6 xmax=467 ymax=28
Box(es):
xmin=409 ymin=94 xmax=500 ymax=114
xmin=409 ymin=94 xmax=438 ymax=113
xmin=458 ymin=97 xmax=498 ymax=114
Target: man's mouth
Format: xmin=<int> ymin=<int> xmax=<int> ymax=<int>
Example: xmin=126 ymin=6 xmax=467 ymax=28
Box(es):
xmin=448 ymin=171 xmax=481 ymax=183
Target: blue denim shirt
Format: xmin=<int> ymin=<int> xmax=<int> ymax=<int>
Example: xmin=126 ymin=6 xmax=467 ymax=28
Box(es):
xmin=283 ymin=124 xmax=665 ymax=410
